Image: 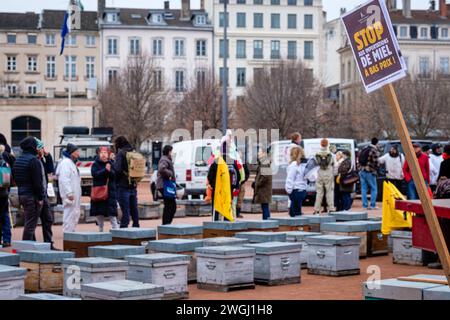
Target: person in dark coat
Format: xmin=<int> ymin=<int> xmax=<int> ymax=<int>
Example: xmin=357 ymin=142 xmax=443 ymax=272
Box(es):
xmin=438 ymin=144 xmax=450 ymax=181
xmin=338 ymin=150 xmax=355 ymax=211
xmin=91 ymin=147 xmax=119 ymax=232
xmin=156 ymin=145 xmax=177 ymax=225
xmin=253 ymin=147 xmax=273 ymax=220
xmin=0 ymin=133 xmax=15 ymax=247
xmin=113 ymin=136 xmax=139 ymax=228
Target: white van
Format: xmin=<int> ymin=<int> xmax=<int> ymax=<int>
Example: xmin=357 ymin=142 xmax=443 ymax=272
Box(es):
xmin=172 ymin=139 xmax=221 ymax=197
xmin=271 ymin=138 xmax=356 ymax=200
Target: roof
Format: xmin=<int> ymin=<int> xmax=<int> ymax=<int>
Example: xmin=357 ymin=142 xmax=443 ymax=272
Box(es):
xmin=0 ymin=12 xmax=39 ymax=30
xmin=41 ymin=10 xmax=98 ymax=31
xmin=389 ymin=9 xmax=450 ymax=25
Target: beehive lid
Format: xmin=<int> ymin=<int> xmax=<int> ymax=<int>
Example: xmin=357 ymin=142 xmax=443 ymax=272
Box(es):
xmin=125 ymin=253 xmax=190 ymax=266
xmin=19 ymin=250 xmax=75 ymax=264
xmin=63 ymin=232 xmax=112 ymax=242
xmin=62 ymin=257 xmax=128 ymax=269
xmin=358 ymin=220 xmax=382 ymax=232
xmin=284 ymin=231 xmax=322 ymax=242
xmin=88 ymin=245 xmax=146 ymax=259
xmin=195 ymin=246 xmax=255 ymax=256
xmin=305 ymin=235 xmax=360 ymax=246
xmin=270 ymin=217 xmax=310 ymax=226
xmin=235 ymin=231 xmax=286 ymax=243
xmin=203 ymin=221 xmax=248 ymax=231
xmin=245 ymin=242 xmax=302 ymax=254
xmin=0 ymin=252 xmax=20 ymax=266
xmin=157 ymin=224 xmax=203 ymax=235
xmin=203 ymin=237 xmax=249 ymax=247
xmin=17 ymin=294 xmax=81 ymax=300
xmin=111 ymin=228 xmax=156 ymax=239
xmin=0 ymin=265 xmax=27 ymax=278
xmin=304 ymin=215 xmax=336 ymax=224
xmin=243 ymin=220 xmax=279 ymax=229
xmin=12 ymin=240 xmax=51 ymax=252
xmin=321 ymin=221 xmax=369 ymax=233
xmin=81 ymin=280 xmax=164 ymax=298
xmin=363 ymin=278 xmax=443 ymax=300
xmin=148 ymin=239 xmax=204 ymax=253
xmin=329 ymin=211 xmax=368 ymax=221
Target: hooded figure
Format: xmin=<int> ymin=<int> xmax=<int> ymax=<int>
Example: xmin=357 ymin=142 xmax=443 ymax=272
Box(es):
xmin=56 ymin=143 xmax=82 ymax=233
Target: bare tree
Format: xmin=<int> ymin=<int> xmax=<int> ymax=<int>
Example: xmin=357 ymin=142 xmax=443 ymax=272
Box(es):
xmin=237 ymin=60 xmax=323 ymax=138
xmin=98 ymin=53 xmax=167 ymax=149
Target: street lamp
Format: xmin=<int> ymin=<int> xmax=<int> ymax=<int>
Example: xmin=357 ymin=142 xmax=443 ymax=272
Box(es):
xmin=222 ymin=0 xmax=229 ymax=135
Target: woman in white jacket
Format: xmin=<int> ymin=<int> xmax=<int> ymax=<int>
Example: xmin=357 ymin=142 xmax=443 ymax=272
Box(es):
xmin=285 ymin=147 xmax=308 ymax=217
xmin=378 ymin=145 xmax=405 ymax=191
xmin=56 ymin=143 xmax=82 ymax=233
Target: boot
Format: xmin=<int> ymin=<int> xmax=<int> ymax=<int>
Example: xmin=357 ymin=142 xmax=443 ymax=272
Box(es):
xmin=236 ymin=207 xmax=243 ymax=218
xmin=110 ymin=216 xmax=119 ymax=230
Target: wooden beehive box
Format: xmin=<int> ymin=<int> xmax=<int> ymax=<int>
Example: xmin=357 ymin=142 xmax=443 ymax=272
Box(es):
xmin=321 ymin=221 xmax=369 ymax=258
xmin=391 ymin=230 xmax=424 ymax=266
xmin=244 ymin=220 xmax=279 ymax=232
xmin=138 ymin=201 xmax=161 ymax=220
xmin=157 ymin=224 xmax=203 ymax=240
xmin=20 ymin=250 xmax=75 ymax=293
xmin=329 ymin=211 xmax=368 ymax=222
xmin=63 ymin=232 xmax=113 ymax=258
xmin=183 ymin=200 xmax=211 ymax=217
xmin=126 ymin=253 xmax=190 ymax=300
xmin=270 ymin=195 xmax=290 ymax=212
xmin=111 ymin=228 xmax=157 ymax=247
xmin=303 ymin=215 xmax=336 ymax=232
xmin=235 ymin=231 xmax=286 ymax=244
xmin=363 ymin=221 xmax=389 ymax=257
xmin=88 ymin=245 xmax=146 ymax=260
xmin=270 ymin=217 xmax=311 ymax=232
xmin=202 ymin=221 xmax=248 ymax=238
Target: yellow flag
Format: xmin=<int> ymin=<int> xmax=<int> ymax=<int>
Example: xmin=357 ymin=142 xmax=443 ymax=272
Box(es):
xmin=381 ymin=181 xmax=413 ymax=235
xmin=214 ymin=156 xmax=234 ymax=222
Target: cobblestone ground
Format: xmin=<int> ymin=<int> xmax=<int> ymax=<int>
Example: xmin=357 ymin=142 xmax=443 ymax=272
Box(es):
xmin=2 ymin=181 xmax=444 ymax=300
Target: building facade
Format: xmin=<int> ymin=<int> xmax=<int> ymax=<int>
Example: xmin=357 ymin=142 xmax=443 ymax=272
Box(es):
xmin=204 ymin=0 xmax=324 ymax=98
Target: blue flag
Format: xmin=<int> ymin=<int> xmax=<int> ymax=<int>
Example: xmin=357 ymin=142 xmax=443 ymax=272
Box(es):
xmin=60 ymin=11 xmax=69 ymax=55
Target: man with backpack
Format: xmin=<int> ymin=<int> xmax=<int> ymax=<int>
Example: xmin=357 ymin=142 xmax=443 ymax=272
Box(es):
xmin=359 ymin=138 xmax=380 ymax=210
xmin=114 ymin=136 xmax=144 ymax=228
xmin=313 ymin=139 xmax=336 ymax=214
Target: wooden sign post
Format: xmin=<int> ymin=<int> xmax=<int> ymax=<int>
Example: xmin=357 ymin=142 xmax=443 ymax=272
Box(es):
xmin=341 ymin=0 xmax=450 ymax=286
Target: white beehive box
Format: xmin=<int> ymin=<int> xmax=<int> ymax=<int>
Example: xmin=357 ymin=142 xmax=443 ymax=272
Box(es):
xmin=80 ymin=280 xmax=164 ymax=300
xmin=0 ymin=265 xmax=27 ymax=300
xmin=391 ymin=230 xmax=423 ymax=266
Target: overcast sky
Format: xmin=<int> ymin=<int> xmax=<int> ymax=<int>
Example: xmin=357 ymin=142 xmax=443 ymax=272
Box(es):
xmin=0 ymin=0 xmax=430 ymax=21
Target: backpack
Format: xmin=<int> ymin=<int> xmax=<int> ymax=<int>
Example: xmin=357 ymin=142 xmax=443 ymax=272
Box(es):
xmin=316 ymin=153 xmax=332 ymax=170
xmin=126 ymin=151 xmax=146 ymax=184
xmin=358 ymin=146 xmax=371 ymax=167
xmin=0 ymin=159 xmax=11 ymax=188
xmin=436 ymin=178 xmax=450 ymax=199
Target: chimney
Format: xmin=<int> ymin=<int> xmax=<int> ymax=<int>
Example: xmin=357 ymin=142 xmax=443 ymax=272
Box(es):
xmin=340 ymin=7 xmax=346 ymax=16
xmin=402 ymin=0 xmax=412 ymax=18
xmin=200 ymin=0 xmax=205 ymax=10
xmin=440 ymin=0 xmax=448 ymax=17
xmin=430 ymin=0 xmax=436 ymax=11
xmin=164 ymin=1 xmax=170 ymax=10
xmin=386 ymin=0 xmax=397 ymax=10
xmin=98 ymin=0 xmax=105 ymax=19
xmin=181 ymin=0 xmax=190 ymax=20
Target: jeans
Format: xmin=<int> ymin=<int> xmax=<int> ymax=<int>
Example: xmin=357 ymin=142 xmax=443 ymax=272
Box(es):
xmin=407 ymin=180 xmax=427 ymax=200
xmin=0 ymin=197 xmax=12 ymax=244
xmin=261 ymin=203 xmax=270 ymax=220
xmin=360 ymin=171 xmax=378 ymax=208
xmin=341 ymin=192 xmax=353 ymax=211
xmin=118 ymin=187 xmax=139 ymax=228
xmin=20 ymin=196 xmax=53 ymax=243
xmin=289 ymin=190 xmax=307 ymax=217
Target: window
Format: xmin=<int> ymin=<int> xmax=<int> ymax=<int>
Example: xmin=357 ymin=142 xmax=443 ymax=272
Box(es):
xmin=174 ymin=39 xmax=185 ymax=57
xmin=64 ymin=56 xmax=77 ymax=79
xmin=175 ymin=70 xmax=185 ymax=92
xmin=108 ymin=38 xmax=118 ymax=55
xmin=28 ymin=34 xmax=37 ymax=44
xmin=46 ymin=56 xmax=56 ymax=79
xmin=107 ymin=13 xmax=118 ymax=23
xmin=254 ymin=68 xmax=263 ymax=80
xmin=304 ymin=14 xmax=313 ymax=29
xmin=196 ymin=69 xmax=206 ymax=88
xmin=219 ymin=39 xmax=229 ymax=58
xmin=304 ymin=41 xmax=313 ymax=59
xmin=86 ymin=57 xmax=95 ymax=79
xmin=440 ymin=57 xmax=449 ymax=75
xmin=196 ymin=40 xmax=207 ymax=57
xmin=237 ymin=0 xmax=246 ymax=3
xmin=7 ymin=84 xmax=17 ymax=96
xmin=271 ymin=40 xmax=280 ymax=59
xmin=11 ymin=116 xmax=41 ymax=147
xmin=152 ymin=14 xmax=163 ymax=23
xmin=254 ymin=13 xmax=263 ymax=28
xmin=399 ymin=26 xmax=408 ymax=38
xmin=108 ymin=69 xmax=118 ymax=82
xmin=153 ymin=38 xmax=163 ymax=56
xmin=271 ymin=0 xmax=280 ymax=4
xmin=271 ymin=14 xmax=280 ymax=29
xmin=195 ymin=146 xmax=213 ymax=166
xmin=288 ymin=0 xmax=297 ymax=5
xmin=153 ymin=70 xmax=163 ymax=90
xmin=46 ymin=33 xmax=56 ymax=46
xmin=219 ymin=12 xmax=229 ymax=27
xmin=237 ymin=13 xmax=246 ymax=28
xmin=254 ymin=0 xmax=263 ymax=4
xmin=419 ymin=57 xmax=430 ymax=77
xmin=196 ymin=15 xmax=206 ymax=25
xmin=67 ymin=35 xmax=77 ymax=46
xmin=420 ymin=27 xmax=428 ymax=38
xmin=27 ymin=56 xmax=37 ymax=72
xmin=288 ymin=41 xmax=297 ymax=59
xmin=236 ymin=40 xmax=246 ymax=58
xmin=288 ymin=14 xmax=297 ymax=29
xmin=28 ymin=84 xmax=38 ymax=95
xmin=441 ymin=28 xmax=449 ymax=39
xmin=7 ymin=56 xmax=17 ymax=71
xmin=86 ymin=35 xmax=96 ymax=46
xmin=304 ymin=0 xmax=313 ymax=5
xmin=219 ymin=67 xmax=229 ymax=86
xmin=7 ymin=34 xmax=16 ymax=44
xmin=253 ymin=40 xmax=263 ymax=59
xmin=130 ymin=38 xmax=141 ymax=55
xmin=237 ymin=68 xmax=246 ymax=87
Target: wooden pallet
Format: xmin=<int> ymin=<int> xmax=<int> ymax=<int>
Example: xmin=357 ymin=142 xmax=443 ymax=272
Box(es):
xmin=307 ymin=268 xmax=360 ymax=277
xmin=197 ymin=282 xmax=255 ymax=293
xmin=255 ymin=277 xmax=301 ymax=286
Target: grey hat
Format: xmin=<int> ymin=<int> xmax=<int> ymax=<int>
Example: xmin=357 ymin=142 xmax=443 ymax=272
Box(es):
xmin=66 ymin=143 xmax=79 ymax=155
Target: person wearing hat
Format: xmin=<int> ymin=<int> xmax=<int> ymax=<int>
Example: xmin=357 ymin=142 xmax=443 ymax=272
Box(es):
xmin=55 ymin=143 xmax=82 ymax=232
xmin=403 ymin=143 xmax=430 ymax=200
xmin=12 ymin=137 xmax=47 ymax=242
xmin=429 ymin=144 xmax=444 ymax=192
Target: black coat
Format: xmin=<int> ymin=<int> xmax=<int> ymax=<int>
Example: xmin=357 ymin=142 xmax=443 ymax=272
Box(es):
xmin=438 ymin=159 xmax=450 ymax=181
xmin=90 ymin=158 xmax=118 ymax=217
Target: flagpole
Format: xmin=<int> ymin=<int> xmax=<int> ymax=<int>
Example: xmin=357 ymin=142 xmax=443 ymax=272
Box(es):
xmin=68 ymin=36 xmax=72 ymax=124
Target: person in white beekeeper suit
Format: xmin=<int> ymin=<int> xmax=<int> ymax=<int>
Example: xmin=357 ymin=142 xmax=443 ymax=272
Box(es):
xmin=56 ymin=143 xmax=81 ymax=232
